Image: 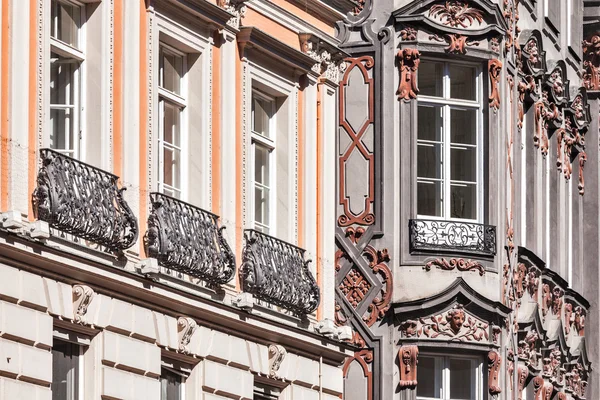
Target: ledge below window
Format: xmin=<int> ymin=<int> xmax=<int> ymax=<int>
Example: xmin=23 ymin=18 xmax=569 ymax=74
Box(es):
xmin=409 ymin=219 xmax=496 ymax=257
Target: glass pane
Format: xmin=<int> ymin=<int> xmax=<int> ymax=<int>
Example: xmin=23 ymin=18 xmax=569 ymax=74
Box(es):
xmin=163 ymin=102 xmax=181 ymax=147
xmin=162 ymin=51 xmax=182 ymax=95
xmin=50 ymin=108 xmax=75 ymax=153
xmin=449 ymin=359 xmax=473 ymax=400
xmin=418 ymin=105 xmax=443 ymax=142
xmin=52 ymin=340 xmax=79 ymax=400
xmin=50 ymin=53 xmax=77 ymax=106
xmin=163 ymin=147 xmax=181 ymax=191
xmin=254 ymin=186 xmax=270 ymax=228
xmin=254 ymin=145 xmax=270 ymax=186
xmin=419 ymin=62 xmax=443 ymax=97
xmin=161 ymin=369 xmax=181 ymax=400
xmin=450 ymin=184 xmax=477 ymax=220
xmin=52 ymin=0 xmax=80 ymax=48
xmin=418 ymin=181 xmax=443 ymax=217
xmin=450 ymin=109 xmax=477 ymax=145
xmin=418 ymin=143 xmax=443 ymax=179
xmin=416 ymin=356 xmax=440 ymax=398
xmin=450 ymin=65 xmax=476 ymax=101
xmin=451 ymin=147 xmax=477 ymax=182
xmin=252 ymin=97 xmax=272 ymax=138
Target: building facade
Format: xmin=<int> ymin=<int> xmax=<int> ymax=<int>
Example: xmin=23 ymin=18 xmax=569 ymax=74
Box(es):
xmin=0 ymin=0 xmax=353 ymax=399
xmin=336 ymin=0 xmax=600 ymax=399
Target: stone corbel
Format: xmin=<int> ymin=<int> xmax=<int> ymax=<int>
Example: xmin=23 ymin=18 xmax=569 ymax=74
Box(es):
xmin=398 ymin=345 xmax=418 ymax=389
xmin=488 ymin=59 xmax=502 ymax=112
xmin=177 ymin=317 xmax=197 ymax=353
xmin=217 ymin=0 xmax=247 ymax=30
xmin=73 ymin=284 xmax=95 ymax=324
xmin=268 ymin=344 xmax=287 ymax=378
xmin=488 ymin=351 xmax=502 ymax=396
xmin=582 ymin=34 xmax=600 ymax=91
xmin=396 ymin=48 xmax=420 ymax=101
xmin=298 ymin=33 xmax=348 ymax=83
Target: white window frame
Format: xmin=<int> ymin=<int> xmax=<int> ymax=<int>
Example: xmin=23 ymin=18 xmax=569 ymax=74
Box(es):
xmin=250 ymin=89 xmax=276 ymax=235
xmin=51 ymin=334 xmax=86 ymax=400
xmin=160 ymin=360 xmax=189 ymax=400
xmin=157 ymin=43 xmax=188 ymax=200
xmin=417 ymin=59 xmax=484 ymax=223
xmin=416 ymin=353 xmax=485 ymax=400
xmin=48 ymin=0 xmax=86 ymax=160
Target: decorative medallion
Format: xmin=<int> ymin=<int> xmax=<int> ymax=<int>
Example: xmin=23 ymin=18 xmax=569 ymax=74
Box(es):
xmin=339 ymin=268 xmax=372 ymax=308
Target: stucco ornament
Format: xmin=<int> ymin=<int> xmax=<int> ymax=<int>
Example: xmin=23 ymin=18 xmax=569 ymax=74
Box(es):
xmin=217 ymin=0 xmax=246 ymax=29
xmin=582 ymin=34 xmax=600 ymax=91
xmin=398 ymin=345 xmax=418 ymax=388
xmin=424 ymin=257 xmax=485 ymax=276
xmin=543 ymin=348 xmax=564 ymax=385
xmin=268 ymin=344 xmax=287 ymax=378
xmin=518 ymin=331 xmax=540 ymax=368
xmin=487 ymin=351 xmax=502 ymax=396
xmin=177 ymin=317 xmax=197 ymax=353
xmin=488 ymin=59 xmax=502 ymax=112
xmin=396 ymin=48 xmax=420 ymax=101
xmin=414 ymin=304 xmax=489 ymax=342
xmin=73 ymin=284 xmax=95 ymax=324
xmin=428 ymin=1 xmax=483 ymax=28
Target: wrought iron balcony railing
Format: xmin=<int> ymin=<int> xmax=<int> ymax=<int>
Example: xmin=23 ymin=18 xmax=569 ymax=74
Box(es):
xmin=241 ymin=229 xmax=320 ymax=315
xmin=409 ymin=219 xmax=496 ymax=256
xmin=32 ymin=148 xmax=138 ymax=251
xmin=144 ymin=193 xmax=235 ymax=285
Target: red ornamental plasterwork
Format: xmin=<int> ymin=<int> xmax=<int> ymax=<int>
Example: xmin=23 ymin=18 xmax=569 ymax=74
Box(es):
xmin=429 ymin=33 xmax=479 ymax=54
xmin=579 ymin=151 xmax=587 ymax=195
xmin=488 ymin=59 xmax=502 ymax=112
xmin=566 ymin=363 xmax=588 ymax=398
xmin=339 ymin=268 xmax=371 ymax=308
xmin=503 ymin=0 xmax=520 ymax=55
xmin=429 ymin=1 xmax=483 ymax=28
xmin=518 ymin=331 xmax=540 ymax=368
xmin=565 ymin=303 xmax=586 ymax=336
xmin=424 ymin=257 xmax=485 ymax=276
xmin=488 ymin=351 xmax=502 ymax=395
xmin=408 ymin=305 xmax=489 ymax=342
xmin=542 ymin=348 xmax=564 ymax=385
xmin=362 ymin=246 xmax=392 ymax=327
xmin=398 ymin=345 xmax=419 ymax=388
xmin=582 ymin=34 xmax=600 ymax=91
xmin=338 ymin=56 xmax=375 ymax=226
xmin=396 ymin=49 xmax=420 ymax=101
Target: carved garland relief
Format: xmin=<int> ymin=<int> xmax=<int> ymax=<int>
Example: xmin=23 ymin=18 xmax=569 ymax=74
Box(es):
xmin=423 ymin=257 xmax=485 ymax=276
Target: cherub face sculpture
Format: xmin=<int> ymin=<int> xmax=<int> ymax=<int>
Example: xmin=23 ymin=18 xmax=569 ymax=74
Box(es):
xmin=447 ymin=307 xmax=466 ymax=333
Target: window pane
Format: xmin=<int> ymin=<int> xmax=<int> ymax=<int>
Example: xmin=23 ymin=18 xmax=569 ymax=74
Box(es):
xmin=52 ymin=340 xmax=79 ymax=400
xmin=449 ymin=358 xmax=473 ymax=400
xmin=254 ymin=145 xmax=270 ymax=186
xmin=450 ymin=109 xmax=477 ymax=145
xmin=163 ymin=147 xmax=181 ymax=192
xmin=419 ymin=62 xmax=443 ymax=97
xmin=52 ymin=0 xmax=80 ymax=48
xmin=163 ymin=102 xmax=181 ymax=147
xmin=252 ymin=97 xmax=272 ymax=138
xmin=451 ymin=147 xmax=477 ymax=182
xmin=418 ymin=143 xmax=443 ymax=179
xmin=50 ymin=108 xmax=75 ymax=153
xmin=418 ymin=181 xmax=443 ymax=217
xmin=450 ymin=65 xmax=476 ymax=101
xmin=254 ymin=186 xmax=270 ymax=229
xmin=416 ymin=356 xmax=440 ymax=398
xmin=417 ymin=105 xmax=443 ymax=142
xmin=162 ymin=51 xmax=182 ymax=95
xmin=451 ymin=184 xmax=477 ymax=219
xmin=50 ymin=54 xmax=76 ymax=106
xmin=161 ymin=369 xmax=181 ymax=400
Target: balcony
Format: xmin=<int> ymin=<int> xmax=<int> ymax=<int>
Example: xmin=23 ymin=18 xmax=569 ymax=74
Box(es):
xmin=409 ymin=219 xmax=496 ymax=256
xmin=32 ymin=149 xmax=138 ymax=251
xmin=144 ymin=193 xmax=235 ymax=286
xmin=240 ymin=229 xmax=320 ymax=315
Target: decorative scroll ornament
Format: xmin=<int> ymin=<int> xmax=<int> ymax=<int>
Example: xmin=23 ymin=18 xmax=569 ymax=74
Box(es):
xmin=362 ymin=246 xmax=392 ymax=326
xmin=424 ymin=258 xmax=485 ymax=276
xmin=518 ymin=331 xmax=540 ymax=368
xmin=488 ymin=351 xmax=502 ymax=396
xmin=566 ymin=363 xmax=588 ymax=398
xmin=241 ymin=229 xmax=320 ymax=315
xmin=217 ymin=0 xmax=246 ymax=29
xmin=396 ymin=48 xmax=420 ymax=101
xmin=268 ymin=344 xmax=287 ymax=378
xmin=503 ymin=0 xmax=520 ymax=55
xmin=409 ymin=219 xmax=496 ymax=256
xmin=398 ymin=345 xmax=418 ymax=389
xmin=144 ymin=193 xmax=235 ymax=286
xmin=533 ymin=376 xmax=554 ymax=400
xmin=339 ymin=268 xmax=371 ymax=308
xmin=582 ymin=34 xmax=600 ymax=91
xmin=177 ymin=317 xmax=197 ymax=353
xmin=517 ymin=364 xmax=529 ymax=395
xmin=412 ymin=304 xmax=489 ymax=342
xmin=488 ymin=59 xmax=502 ymax=112
xmin=428 ymin=1 xmax=483 ymax=28
xmin=73 ymin=284 xmax=94 ymax=324
xmin=542 ymin=348 xmax=564 ymax=385
xmin=429 ymin=33 xmax=479 ymax=54
xmin=32 ymin=149 xmax=139 ymax=251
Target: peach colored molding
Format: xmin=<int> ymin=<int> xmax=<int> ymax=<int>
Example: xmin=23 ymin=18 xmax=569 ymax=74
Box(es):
xmin=242 ymin=9 xmax=299 ymax=51
xmin=113 ymin=0 xmax=123 ymax=179
xmin=297 ymin=77 xmax=304 ymax=248
xmin=316 ymin=79 xmax=323 ymax=320
xmin=211 ymin=33 xmax=222 ymax=215
xmin=235 ymin=41 xmax=243 ymax=291
xmin=139 ymin=0 xmax=149 ymax=255
xmin=259 ymin=0 xmax=335 ymax=36
xmin=27 ymin=0 xmax=38 ymax=220
xmin=1 ymin=0 xmax=10 ymax=211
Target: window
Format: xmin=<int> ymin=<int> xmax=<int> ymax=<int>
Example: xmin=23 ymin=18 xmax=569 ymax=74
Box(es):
xmin=49 ymin=0 xmax=84 ymax=159
xmin=251 ymin=90 xmax=275 ymax=234
xmin=160 ymin=365 xmax=186 ymax=400
xmin=253 ymin=380 xmax=281 ymax=400
xmin=158 ymin=44 xmax=186 ymax=199
xmin=417 ymin=60 xmax=482 ymax=221
xmin=52 ymin=338 xmax=83 ymax=400
xmin=417 ymin=354 xmax=484 ymax=400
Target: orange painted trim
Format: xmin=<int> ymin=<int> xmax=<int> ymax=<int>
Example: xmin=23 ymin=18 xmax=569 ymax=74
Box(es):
xmin=316 ymin=80 xmax=323 ymax=320
xmin=235 ymin=44 xmax=243 ymax=291
xmin=211 ymin=33 xmax=222 ymax=215
xmin=261 ymin=0 xmax=335 ymax=36
xmin=297 ymin=78 xmax=304 ymax=248
xmin=1 ymin=0 xmax=10 ymax=211
xmin=113 ymin=0 xmax=123 ymax=179
xmin=242 ymin=9 xmax=300 ymax=51
xmin=139 ymin=0 xmax=148 ymax=255
xmin=27 ymin=0 xmax=37 ymax=220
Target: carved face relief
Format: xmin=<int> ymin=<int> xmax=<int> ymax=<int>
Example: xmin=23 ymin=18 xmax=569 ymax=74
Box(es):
xmin=447 ymin=307 xmax=466 ymax=333
xmin=550 ymin=69 xmax=564 ymax=96
xmin=524 ymin=38 xmax=541 ymax=69
xmin=552 ymin=287 xmax=564 ymax=316
xmin=574 ymin=306 xmax=586 ymax=336
xmin=526 ymin=268 xmax=539 ymax=299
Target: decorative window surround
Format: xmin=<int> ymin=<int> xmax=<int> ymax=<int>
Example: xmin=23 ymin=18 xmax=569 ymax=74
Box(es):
xmin=416 ymin=353 xmax=485 ymax=400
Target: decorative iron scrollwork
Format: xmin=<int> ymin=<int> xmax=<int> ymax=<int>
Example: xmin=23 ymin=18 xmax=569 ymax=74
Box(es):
xmin=240 ymin=229 xmax=320 ymax=315
xmin=144 ymin=193 xmax=235 ymax=285
xmin=409 ymin=219 xmax=496 ymax=256
xmin=32 ymin=148 xmax=138 ymax=251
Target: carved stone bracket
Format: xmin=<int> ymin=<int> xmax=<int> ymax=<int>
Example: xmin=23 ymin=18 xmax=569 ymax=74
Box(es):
xmin=398 ymin=345 xmax=418 ymax=389
xmin=73 ymin=284 xmax=94 ymax=324
xmin=489 ymin=59 xmax=502 ymax=112
xmin=177 ymin=317 xmax=197 ymax=353
xmin=424 ymin=258 xmax=485 ymax=276
xmin=216 ymin=0 xmax=247 ymax=29
xmin=396 ymin=48 xmax=420 ymax=101
xmin=299 ymin=33 xmax=347 ymax=83
xmin=268 ymin=344 xmax=287 ymax=378
xmin=488 ymin=351 xmax=502 ymax=396
xmin=583 ymin=34 xmax=600 ymax=91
